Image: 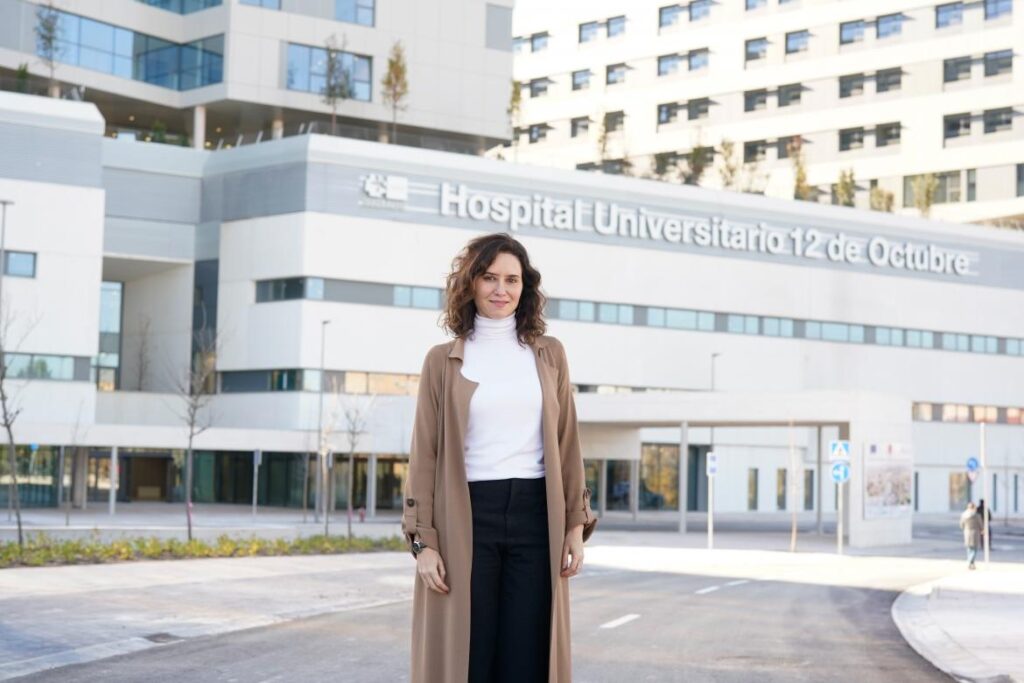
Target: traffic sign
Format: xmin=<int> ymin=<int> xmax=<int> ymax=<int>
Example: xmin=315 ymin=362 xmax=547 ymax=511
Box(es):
xmin=966 ymin=457 xmax=979 ymax=472
xmin=706 ymin=452 xmax=718 ymax=477
xmin=831 ymin=461 xmax=850 ymax=484
xmin=829 ymin=440 xmax=851 ymax=462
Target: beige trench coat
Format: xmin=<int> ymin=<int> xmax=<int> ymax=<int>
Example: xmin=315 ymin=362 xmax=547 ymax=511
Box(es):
xmin=402 ymin=334 xmax=597 ymax=683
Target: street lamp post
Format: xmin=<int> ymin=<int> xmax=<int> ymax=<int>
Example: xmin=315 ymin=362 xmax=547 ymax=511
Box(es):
xmin=316 ymin=320 xmax=331 ymax=525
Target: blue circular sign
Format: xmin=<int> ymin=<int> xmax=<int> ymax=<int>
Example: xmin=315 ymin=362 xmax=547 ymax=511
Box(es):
xmin=966 ymin=457 xmax=980 ymax=472
xmin=831 ymin=461 xmax=850 ymax=484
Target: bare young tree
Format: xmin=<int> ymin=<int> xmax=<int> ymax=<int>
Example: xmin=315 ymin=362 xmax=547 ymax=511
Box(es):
xmin=322 ymin=34 xmax=352 ymax=136
xmin=507 ymin=79 xmax=522 ymax=161
xmin=649 ymin=152 xmax=679 ymax=182
xmin=341 ymin=394 xmax=375 ymax=540
xmin=0 ymin=302 xmax=39 ymax=550
xmin=912 ymin=173 xmax=938 ymax=218
xmin=870 ymin=185 xmax=895 ymax=212
xmin=380 ymin=41 xmax=409 ymax=144
xmin=34 ymin=1 xmax=60 ymax=98
xmin=835 ymin=168 xmax=857 ymax=207
xmin=171 ymin=307 xmax=219 ymax=541
xmin=788 ymin=137 xmax=814 ymax=201
xmin=682 ymin=146 xmax=712 ymax=186
xmin=716 ymin=139 xmax=740 ymax=190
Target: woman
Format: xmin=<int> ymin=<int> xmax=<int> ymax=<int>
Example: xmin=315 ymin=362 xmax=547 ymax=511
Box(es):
xmin=959 ymin=501 xmax=981 ymax=570
xmin=402 ymin=232 xmax=597 ymax=682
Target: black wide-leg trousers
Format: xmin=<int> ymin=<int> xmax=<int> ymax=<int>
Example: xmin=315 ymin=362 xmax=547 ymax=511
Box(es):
xmin=468 ymin=477 xmax=552 ymax=683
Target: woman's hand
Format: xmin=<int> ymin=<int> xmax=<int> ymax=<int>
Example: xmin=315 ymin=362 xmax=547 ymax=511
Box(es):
xmin=416 ymin=547 xmax=449 ymax=595
xmin=560 ymin=524 xmax=585 ymax=578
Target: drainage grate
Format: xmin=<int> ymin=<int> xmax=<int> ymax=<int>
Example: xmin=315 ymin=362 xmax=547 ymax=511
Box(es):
xmin=143 ymin=632 xmax=183 ymax=644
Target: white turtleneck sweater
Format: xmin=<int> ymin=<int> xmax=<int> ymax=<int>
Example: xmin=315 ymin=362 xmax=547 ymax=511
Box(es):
xmin=460 ymin=312 xmax=545 ymax=482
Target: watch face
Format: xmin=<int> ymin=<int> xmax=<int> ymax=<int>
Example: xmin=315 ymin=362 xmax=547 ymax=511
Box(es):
xmin=412 ymin=541 xmax=424 ymax=554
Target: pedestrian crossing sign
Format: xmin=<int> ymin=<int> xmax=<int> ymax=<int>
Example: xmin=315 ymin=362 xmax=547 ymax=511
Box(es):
xmin=829 ymin=440 xmax=851 ymax=462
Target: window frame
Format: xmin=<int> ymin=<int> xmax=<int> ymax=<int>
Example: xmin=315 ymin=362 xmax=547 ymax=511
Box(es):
xmin=3 ymin=250 xmax=36 ymax=278
xmin=839 ymin=20 xmax=865 ymax=45
xmin=785 ymin=29 xmax=809 ymax=55
xmin=745 ymin=37 xmax=768 ymax=62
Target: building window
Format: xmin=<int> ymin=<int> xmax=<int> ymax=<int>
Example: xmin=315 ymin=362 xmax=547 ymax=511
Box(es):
xmin=936 ymin=2 xmax=963 ymax=27
xmin=528 ymin=124 xmax=547 ymax=143
xmin=984 ymin=49 xmax=1013 ymax=77
xmin=777 ymin=469 xmax=787 ymax=510
xmin=530 ymin=32 xmax=549 ymax=52
xmin=688 ymin=48 xmax=709 ymax=71
xmin=876 ymin=13 xmax=903 ymax=38
xmin=335 ymin=0 xmax=374 ymax=26
xmin=875 ymin=68 xmax=902 ymax=93
xmin=688 ymin=97 xmax=710 ymax=119
xmin=744 ymin=89 xmax=768 ymax=112
xmin=743 ymin=140 xmax=767 ymax=162
xmin=528 ymin=78 xmax=548 ymax=97
xmin=785 ymin=30 xmax=809 ymax=54
xmin=239 ymin=0 xmax=279 ymax=7
xmin=762 ymin=317 xmax=795 ymax=337
xmin=286 ymin=43 xmax=372 ymax=101
xmin=745 ymin=38 xmax=768 ymax=62
xmin=746 ymin=0 xmax=766 ymax=9
xmin=143 ymin=0 xmax=223 ymax=13
xmin=657 ymin=103 xmax=678 ymax=125
xmin=804 ymin=470 xmax=814 ymax=511
xmin=571 ymin=117 xmax=589 ymax=138
xmin=572 ymin=69 xmax=591 ymax=90
xmin=840 ymin=20 xmax=865 ymax=45
xmin=5 ymin=354 xmax=80 ymax=381
xmin=658 ymin=54 xmax=682 ymax=76
xmin=876 ymin=122 xmax=901 ymax=147
xmin=778 ymin=83 xmax=801 ymax=107
xmin=943 ymin=56 xmax=972 ymax=82
xmin=839 ymin=128 xmax=864 ymax=151
xmin=944 ymin=113 xmax=971 ymax=139
xmin=579 ymin=21 xmax=600 ymax=43
xmin=984 ymin=0 xmax=1012 ymax=20
xmin=607 ymin=16 xmax=626 ymax=37
xmin=839 ymin=73 xmax=865 ymax=98
xmin=40 ymin=10 xmax=223 ymax=90
xmin=690 ymin=0 xmax=711 ymax=21
xmin=606 ymin=63 xmax=627 ymax=85
xmin=3 ymin=251 xmax=36 ymax=277
xmin=747 ymin=468 xmax=759 ymax=511
xmin=659 ymin=5 xmax=682 ymax=28
xmin=605 ymin=111 xmax=625 ymax=132
xmin=905 ymin=171 xmax=962 ymax=205
xmin=1017 ymin=163 xmax=1024 ymax=196
xmin=983 ymin=107 xmax=1013 ymax=133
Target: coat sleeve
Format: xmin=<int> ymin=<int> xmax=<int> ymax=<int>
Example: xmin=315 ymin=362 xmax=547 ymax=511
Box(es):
xmin=553 ymin=338 xmax=597 ymax=543
xmin=401 ymin=346 xmax=443 ymax=554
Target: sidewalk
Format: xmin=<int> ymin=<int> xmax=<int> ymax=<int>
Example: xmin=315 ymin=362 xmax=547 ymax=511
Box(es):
xmin=892 ymin=565 xmax=1024 ymax=683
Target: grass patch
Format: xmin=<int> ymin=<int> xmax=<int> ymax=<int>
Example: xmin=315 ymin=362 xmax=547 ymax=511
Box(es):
xmin=0 ymin=532 xmax=407 ymax=569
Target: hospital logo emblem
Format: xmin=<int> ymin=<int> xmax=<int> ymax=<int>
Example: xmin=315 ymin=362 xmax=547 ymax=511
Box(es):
xmin=362 ymin=174 xmax=409 ymax=205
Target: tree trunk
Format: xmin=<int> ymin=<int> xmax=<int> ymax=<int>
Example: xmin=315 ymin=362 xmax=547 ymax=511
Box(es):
xmin=347 ymin=450 xmax=354 ymax=540
xmin=185 ymin=443 xmax=194 ymax=541
xmin=391 ymin=109 xmax=397 ymax=144
xmin=5 ymin=437 xmax=23 ymax=549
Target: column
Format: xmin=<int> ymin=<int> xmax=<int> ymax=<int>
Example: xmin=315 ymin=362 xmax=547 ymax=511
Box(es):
xmin=678 ymin=422 xmax=689 ymax=533
xmin=271 ymin=116 xmax=284 ymax=140
xmin=816 ymin=426 xmax=823 ymax=534
xmin=72 ymin=447 xmax=87 ymax=509
xmin=598 ymin=459 xmax=607 ymax=518
xmin=192 ymin=105 xmax=206 ymax=150
xmin=367 ymin=453 xmax=377 ymax=519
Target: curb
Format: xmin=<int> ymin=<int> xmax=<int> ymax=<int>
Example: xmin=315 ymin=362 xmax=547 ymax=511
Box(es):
xmin=891 ymin=580 xmax=1018 ymax=683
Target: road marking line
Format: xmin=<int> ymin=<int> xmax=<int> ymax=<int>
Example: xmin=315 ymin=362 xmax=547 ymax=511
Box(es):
xmin=725 ymin=580 xmax=749 ymax=587
xmin=695 ymin=585 xmax=720 ymax=595
xmin=599 ymin=613 xmax=640 ymax=629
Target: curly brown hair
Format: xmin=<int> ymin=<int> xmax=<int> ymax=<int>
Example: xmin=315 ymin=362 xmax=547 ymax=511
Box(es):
xmin=442 ymin=233 xmax=547 ymax=344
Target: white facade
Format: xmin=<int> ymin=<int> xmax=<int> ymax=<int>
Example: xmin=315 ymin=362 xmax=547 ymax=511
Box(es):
xmin=0 ymin=0 xmax=514 ymax=152
xmin=507 ymin=0 xmax=1024 ymax=228
xmin=3 ymin=91 xmax=1024 ymax=547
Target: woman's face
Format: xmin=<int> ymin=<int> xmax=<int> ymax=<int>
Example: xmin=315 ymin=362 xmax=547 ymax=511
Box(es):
xmin=473 ymin=251 xmax=523 ymax=319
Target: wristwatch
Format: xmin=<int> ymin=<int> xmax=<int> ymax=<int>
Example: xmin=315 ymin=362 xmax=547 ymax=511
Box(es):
xmin=411 ymin=540 xmax=427 ymax=555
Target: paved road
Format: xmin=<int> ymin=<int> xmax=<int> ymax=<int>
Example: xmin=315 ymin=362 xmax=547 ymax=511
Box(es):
xmin=15 ymin=557 xmax=949 ymax=682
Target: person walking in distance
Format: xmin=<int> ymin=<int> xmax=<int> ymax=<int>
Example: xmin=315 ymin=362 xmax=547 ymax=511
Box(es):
xmin=402 ymin=233 xmax=597 ymax=682
xmin=977 ymin=498 xmax=993 ymax=549
xmin=959 ymin=501 xmax=982 ymax=570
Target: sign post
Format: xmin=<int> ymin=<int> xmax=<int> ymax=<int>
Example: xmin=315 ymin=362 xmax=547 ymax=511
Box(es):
xmin=829 ymin=440 xmax=851 ymax=556
xmin=706 ymin=452 xmax=718 ymax=550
